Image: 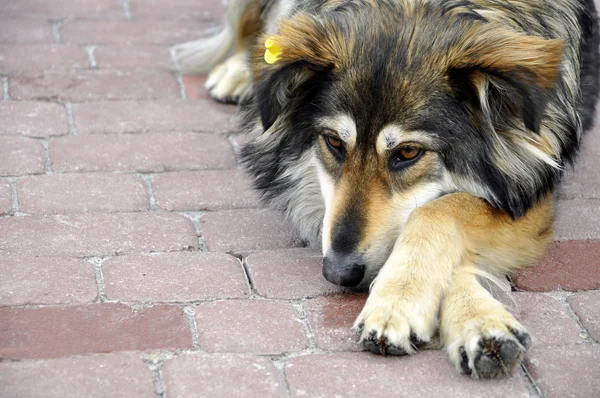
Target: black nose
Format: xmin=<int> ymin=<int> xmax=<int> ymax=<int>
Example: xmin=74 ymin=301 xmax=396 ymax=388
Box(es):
xmin=322 ymin=252 xmax=366 ymax=287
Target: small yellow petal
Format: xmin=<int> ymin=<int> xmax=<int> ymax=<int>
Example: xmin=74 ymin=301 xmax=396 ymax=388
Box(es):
xmin=264 ymin=37 xmax=282 ymax=64
xmin=264 ymin=49 xmax=281 ymax=64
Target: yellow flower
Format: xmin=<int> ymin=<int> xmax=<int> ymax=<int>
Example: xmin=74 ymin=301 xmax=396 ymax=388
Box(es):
xmin=264 ymin=37 xmax=282 ymax=64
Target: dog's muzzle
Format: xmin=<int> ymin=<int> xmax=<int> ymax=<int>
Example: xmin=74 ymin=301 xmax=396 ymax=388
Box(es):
xmin=322 ymin=251 xmax=366 ymax=287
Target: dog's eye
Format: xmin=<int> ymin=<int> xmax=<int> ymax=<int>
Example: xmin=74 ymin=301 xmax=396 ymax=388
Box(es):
xmin=390 ymin=145 xmax=423 ymax=171
xmin=324 ymin=135 xmax=345 ymax=160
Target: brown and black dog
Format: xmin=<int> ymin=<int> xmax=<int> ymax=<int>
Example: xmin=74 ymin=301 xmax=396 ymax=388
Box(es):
xmin=175 ymin=0 xmax=599 ymax=378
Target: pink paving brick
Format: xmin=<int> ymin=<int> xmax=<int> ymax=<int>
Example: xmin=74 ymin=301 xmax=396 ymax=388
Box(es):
xmin=129 ymin=0 xmax=225 ymax=19
xmin=0 ymin=19 xmax=53 ymax=44
xmin=560 ymin=125 xmax=600 ymax=200
xmin=195 ymin=300 xmax=308 ymax=354
xmin=0 ymin=180 xmax=11 ymax=215
xmin=0 ymin=304 xmax=192 ymax=360
xmin=511 ymin=293 xmax=582 ymax=346
xmin=554 ymin=199 xmax=600 ymax=241
xmin=0 ymin=212 xmax=197 ymax=257
xmin=525 ymin=345 xmax=600 ymax=398
xmin=103 ymin=252 xmax=249 ymax=301
xmin=163 ymin=354 xmax=285 ymax=398
xmin=10 ymin=70 xmax=180 ymax=101
xmin=62 ymin=19 xmax=213 ymax=45
xmin=0 ymin=45 xmax=88 ymax=73
xmin=0 ymin=101 xmax=68 ymax=137
xmin=93 ymin=45 xmax=173 ymax=70
xmin=51 ymin=133 xmax=236 ymax=173
xmin=201 ymin=209 xmax=304 ymax=254
xmin=18 ymin=173 xmax=148 ymax=214
xmin=152 ymin=170 xmax=260 ymax=211
xmin=567 ymin=291 xmax=600 ymax=343
xmin=1 ymin=0 xmax=125 ymax=19
xmin=305 ymin=294 xmax=367 ymax=351
xmin=182 ymin=75 xmax=210 ymax=100
xmin=285 ymin=351 xmax=529 ymax=397
xmin=0 ymin=353 xmax=156 ymax=398
xmin=0 ymin=136 xmax=45 ymax=176
xmin=72 ymin=100 xmax=237 ymax=134
xmin=244 ymin=248 xmax=349 ymax=299
xmin=0 ymin=257 xmax=97 ymax=306
xmin=513 ymin=241 xmax=600 ymax=291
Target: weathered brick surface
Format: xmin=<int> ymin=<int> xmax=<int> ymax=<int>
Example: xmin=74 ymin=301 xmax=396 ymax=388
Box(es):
xmin=18 ymin=173 xmax=148 ymax=214
xmin=128 ymin=0 xmax=225 ymax=19
xmin=514 ymin=241 xmax=600 ymax=291
xmin=245 ymin=248 xmax=349 ymax=299
xmin=0 ymin=257 xmax=96 ymax=306
xmin=0 ymin=353 xmax=156 ymax=398
xmin=0 ymin=180 xmax=11 ymax=215
xmin=201 ymin=209 xmax=303 ymax=254
xmin=163 ymin=354 xmax=285 ymax=398
xmin=286 ymin=351 xmax=529 ymax=397
xmin=0 ymin=101 xmax=68 ymax=137
xmin=512 ymin=293 xmax=582 ymax=346
xmin=103 ymin=252 xmax=249 ymax=301
xmin=0 ymin=45 xmax=88 ymax=73
xmin=153 ymin=170 xmax=259 ymax=211
xmin=0 ymin=136 xmax=45 ymax=176
xmin=195 ymin=300 xmax=308 ymax=354
xmin=567 ymin=291 xmax=600 ymax=343
xmin=561 ymin=120 xmax=599 ymax=200
xmin=526 ymin=345 xmax=600 ymax=398
xmin=51 ymin=133 xmax=236 ymax=173
xmin=94 ymin=45 xmax=173 ymax=70
xmin=554 ymin=199 xmax=600 ymax=241
xmin=0 ymin=19 xmax=53 ymax=44
xmin=182 ymin=75 xmax=210 ymax=100
xmin=1 ymin=0 xmax=125 ymax=19
xmin=10 ymin=70 xmax=180 ymax=101
xmin=72 ymin=100 xmax=236 ymax=134
xmin=0 ymin=304 xmax=192 ymax=359
xmin=305 ymin=294 xmax=367 ymax=351
xmin=0 ymin=213 xmax=197 ymax=257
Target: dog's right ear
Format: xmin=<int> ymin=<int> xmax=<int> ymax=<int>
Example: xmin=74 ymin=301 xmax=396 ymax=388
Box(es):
xmin=250 ymin=13 xmax=346 ymax=131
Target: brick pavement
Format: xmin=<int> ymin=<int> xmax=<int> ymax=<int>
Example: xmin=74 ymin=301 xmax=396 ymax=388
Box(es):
xmin=0 ymin=1 xmax=599 ymax=397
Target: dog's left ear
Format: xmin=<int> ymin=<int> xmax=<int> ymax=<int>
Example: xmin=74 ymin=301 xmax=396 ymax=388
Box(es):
xmin=251 ymin=13 xmax=345 ymax=131
xmin=448 ymin=29 xmax=564 ymax=134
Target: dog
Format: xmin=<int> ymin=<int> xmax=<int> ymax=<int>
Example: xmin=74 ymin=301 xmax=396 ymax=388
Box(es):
xmin=175 ymin=0 xmax=599 ymax=378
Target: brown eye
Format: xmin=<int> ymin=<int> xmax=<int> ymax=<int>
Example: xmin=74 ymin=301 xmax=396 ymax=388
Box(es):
xmin=324 ymin=134 xmax=345 ymax=161
xmin=390 ymin=145 xmax=423 ymax=171
xmin=327 ymin=136 xmax=342 ymax=149
xmin=399 ymin=145 xmax=421 ymax=160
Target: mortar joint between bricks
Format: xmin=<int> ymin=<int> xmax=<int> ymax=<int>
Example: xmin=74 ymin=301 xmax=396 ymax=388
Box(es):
xmin=7 ymin=177 xmax=22 ymax=216
xmin=543 ymin=291 xmax=594 ymax=343
xmin=122 ymin=0 xmax=132 ymax=19
xmin=291 ymin=300 xmax=317 ymax=349
xmin=41 ymin=138 xmax=53 ymax=173
xmin=183 ymin=305 xmax=202 ymax=350
xmin=169 ymin=47 xmax=187 ymax=100
xmin=64 ymin=101 xmax=77 ymax=135
xmin=138 ymin=173 xmax=158 ymax=211
xmin=84 ymin=45 xmax=98 ymax=69
xmin=50 ymin=19 xmax=64 ymax=43
xmin=1 ymin=76 xmax=9 ymax=101
xmin=87 ymin=257 xmax=110 ymax=303
xmin=271 ymin=357 xmax=292 ymax=398
xmin=519 ymin=363 xmax=542 ymax=397
xmin=240 ymin=256 xmax=260 ymax=297
xmin=177 ymin=211 xmax=208 ymax=251
xmin=143 ymin=359 xmax=166 ymax=398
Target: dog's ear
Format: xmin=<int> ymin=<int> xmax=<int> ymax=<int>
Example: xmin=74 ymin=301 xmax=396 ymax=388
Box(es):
xmin=448 ymin=29 xmax=564 ymax=134
xmin=251 ymin=13 xmax=345 ymax=131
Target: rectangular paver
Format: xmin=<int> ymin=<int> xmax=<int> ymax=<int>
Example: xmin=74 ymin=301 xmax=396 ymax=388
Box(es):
xmin=0 ymin=136 xmax=45 ymax=176
xmin=0 ymin=19 xmax=53 ymax=43
xmin=0 ymin=45 xmax=88 ymax=73
xmin=128 ymin=0 xmax=225 ymax=19
xmin=93 ymin=45 xmax=174 ymax=70
xmin=0 ymin=180 xmax=11 ymax=215
xmin=554 ymin=199 xmax=600 ymax=240
xmin=567 ymin=291 xmax=600 ymax=343
xmin=103 ymin=252 xmax=249 ymax=302
xmin=0 ymin=101 xmax=68 ymax=137
xmin=1 ymin=0 xmax=125 ymax=19
xmin=0 ymin=212 xmax=197 ymax=257
xmin=0 ymin=304 xmax=192 ymax=359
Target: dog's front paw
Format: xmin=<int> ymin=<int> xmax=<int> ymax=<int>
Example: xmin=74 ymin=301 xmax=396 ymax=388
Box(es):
xmin=205 ymin=54 xmax=252 ymax=104
xmin=353 ymin=286 xmax=438 ymax=356
xmin=447 ymin=317 xmax=531 ymax=378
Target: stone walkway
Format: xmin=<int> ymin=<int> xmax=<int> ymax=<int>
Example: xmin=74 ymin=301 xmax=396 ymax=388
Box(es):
xmin=0 ymin=1 xmax=599 ymax=397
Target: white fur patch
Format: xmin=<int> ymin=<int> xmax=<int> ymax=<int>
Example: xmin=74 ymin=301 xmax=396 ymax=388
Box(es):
xmin=376 ymin=125 xmax=434 ymax=154
xmin=317 ymin=114 xmax=357 ymax=147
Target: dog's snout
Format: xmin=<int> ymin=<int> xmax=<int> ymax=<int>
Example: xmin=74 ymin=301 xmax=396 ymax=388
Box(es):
xmin=322 ymin=252 xmax=366 ymax=287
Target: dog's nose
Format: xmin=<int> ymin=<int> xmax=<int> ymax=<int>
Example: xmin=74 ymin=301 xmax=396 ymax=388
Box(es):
xmin=322 ymin=252 xmax=366 ymax=287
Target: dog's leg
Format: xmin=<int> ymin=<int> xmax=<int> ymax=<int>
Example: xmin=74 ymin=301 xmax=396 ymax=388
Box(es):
xmin=354 ymin=192 xmax=553 ymax=360
xmin=441 ymin=263 xmax=531 ymax=379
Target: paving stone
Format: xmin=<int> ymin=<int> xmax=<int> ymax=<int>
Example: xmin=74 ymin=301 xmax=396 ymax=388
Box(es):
xmin=244 ymin=248 xmax=349 ymax=299
xmin=511 ymin=293 xmax=583 ymax=346
xmin=0 ymin=304 xmax=192 ymax=359
xmin=129 ymin=0 xmax=225 ymax=19
xmin=18 ymin=173 xmax=148 ymax=214
xmin=513 ymin=241 xmax=600 ymax=291
xmin=560 ymin=124 xmax=600 ymax=200
xmin=554 ymin=200 xmax=600 ymax=241
xmin=567 ymin=291 xmax=600 ymax=343
xmin=0 ymin=180 xmax=11 ymax=215
xmin=0 ymin=101 xmax=68 ymax=137
xmin=285 ymin=351 xmax=530 ymax=397
xmin=94 ymin=45 xmax=173 ymax=70
xmin=182 ymin=75 xmax=210 ymax=100
xmin=0 ymin=256 xmax=97 ymax=306
xmin=72 ymin=100 xmax=237 ymax=134
xmin=103 ymin=252 xmax=249 ymax=301
xmin=305 ymin=294 xmax=367 ymax=351
xmin=0 ymin=45 xmax=88 ymax=73
xmin=153 ymin=170 xmax=260 ymax=211
xmin=51 ymin=133 xmax=236 ymax=173
xmin=162 ymin=354 xmax=285 ymax=398
xmin=0 ymin=136 xmax=45 ymax=176
xmin=10 ymin=70 xmax=180 ymax=101
xmin=201 ymin=209 xmax=304 ymax=254
xmin=0 ymin=212 xmax=196 ymax=257
xmin=0 ymin=19 xmax=53 ymax=44
xmin=195 ymin=300 xmax=307 ymax=354
xmin=0 ymin=353 xmax=155 ymax=398
xmin=62 ymin=20 xmax=212 ymax=45
xmin=525 ymin=345 xmax=600 ymax=398
xmin=1 ymin=0 xmax=125 ymax=19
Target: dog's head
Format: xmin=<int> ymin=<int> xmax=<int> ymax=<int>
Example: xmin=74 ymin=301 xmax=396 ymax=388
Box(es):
xmin=251 ymin=1 xmax=566 ymax=287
